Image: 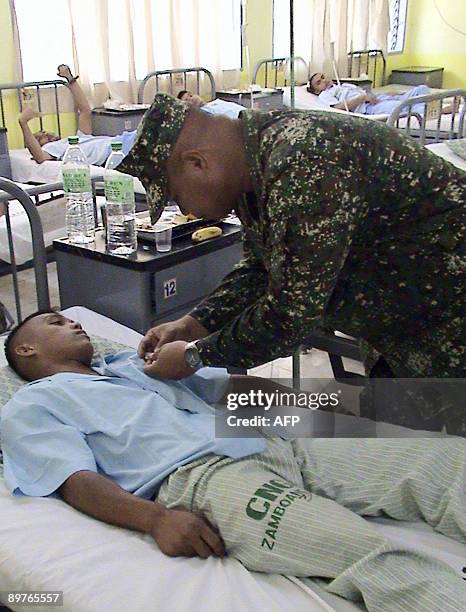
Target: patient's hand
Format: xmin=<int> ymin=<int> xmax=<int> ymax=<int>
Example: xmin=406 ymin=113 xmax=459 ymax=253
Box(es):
xmin=143 ymin=340 xmax=193 ymax=380
xmin=150 ymin=506 xmax=225 ymax=558
xmin=365 ymin=93 xmax=378 ymax=104
xmin=138 ymin=315 xmax=208 ymax=358
xmin=18 ymin=107 xmax=41 ymax=124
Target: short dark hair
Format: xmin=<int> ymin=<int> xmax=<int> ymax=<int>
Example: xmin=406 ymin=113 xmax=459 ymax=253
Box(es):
xmin=307 ymin=73 xmax=320 ymax=94
xmin=4 ymin=309 xmax=56 ymax=380
xmin=177 ymin=90 xmax=189 ymax=100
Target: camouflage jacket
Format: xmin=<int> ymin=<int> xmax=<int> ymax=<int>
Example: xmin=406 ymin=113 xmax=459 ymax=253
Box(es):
xmin=191 ymin=110 xmax=465 ymax=377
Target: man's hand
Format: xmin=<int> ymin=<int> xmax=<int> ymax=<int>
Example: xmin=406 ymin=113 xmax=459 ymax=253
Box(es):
xmin=143 ymin=340 xmax=194 ymax=380
xmin=138 ymin=315 xmax=208 ymax=358
xmin=150 ymin=506 xmax=225 ymax=558
xmin=18 ymin=107 xmax=41 ymax=125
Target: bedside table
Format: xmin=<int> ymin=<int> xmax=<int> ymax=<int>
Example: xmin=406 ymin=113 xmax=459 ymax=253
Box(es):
xmin=337 ymin=77 xmax=372 ymax=91
xmin=54 ymin=223 xmax=243 ymax=333
xmin=216 ymin=89 xmax=284 ymax=110
xmin=389 ymin=67 xmax=444 ymax=88
xmin=0 ymin=128 xmax=12 ymax=180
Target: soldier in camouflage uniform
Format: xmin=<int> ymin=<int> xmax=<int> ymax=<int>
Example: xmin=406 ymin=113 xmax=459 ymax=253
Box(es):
xmin=118 ymin=93 xmax=464 ymax=429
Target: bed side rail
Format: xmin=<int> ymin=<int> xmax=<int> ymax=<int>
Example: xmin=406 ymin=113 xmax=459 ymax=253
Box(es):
xmin=347 ymin=49 xmax=386 ymax=88
xmin=0 ymin=79 xmax=73 ymax=145
xmin=387 ymin=89 xmax=466 ymax=145
xmin=0 ymin=177 xmax=103 ymax=328
xmin=252 ymin=57 xmax=309 ymax=88
xmin=137 ymin=67 xmax=216 ymax=104
xmin=0 ymin=178 xmax=51 ymax=324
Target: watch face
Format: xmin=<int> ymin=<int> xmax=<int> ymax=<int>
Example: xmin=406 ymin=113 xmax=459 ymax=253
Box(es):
xmin=185 ymin=345 xmax=201 ymax=368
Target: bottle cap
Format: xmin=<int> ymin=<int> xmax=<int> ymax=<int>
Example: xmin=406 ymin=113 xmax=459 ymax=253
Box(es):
xmin=111 ymin=142 xmax=123 ymax=151
xmin=68 ymin=136 xmax=79 ymax=145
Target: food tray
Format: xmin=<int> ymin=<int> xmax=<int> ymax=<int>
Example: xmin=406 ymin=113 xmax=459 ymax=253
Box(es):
xmin=137 ymin=218 xmax=226 ymax=244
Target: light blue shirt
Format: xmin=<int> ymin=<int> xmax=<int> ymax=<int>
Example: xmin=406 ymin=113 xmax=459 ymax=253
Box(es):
xmin=42 ymin=130 xmax=137 ymax=166
xmin=1 ymin=351 xmax=265 ymax=499
xmin=318 ymin=83 xmax=368 ymax=114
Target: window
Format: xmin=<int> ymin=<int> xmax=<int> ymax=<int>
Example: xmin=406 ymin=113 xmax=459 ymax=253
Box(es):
xmin=14 ymin=0 xmax=75 ymax=82
xmin=14 ymin=0 xmax=242 ymax=84
xmin=387 ymin=0 xmax=408 ymax=54
xmin=272 ymin=0 xmax=312 ymax=60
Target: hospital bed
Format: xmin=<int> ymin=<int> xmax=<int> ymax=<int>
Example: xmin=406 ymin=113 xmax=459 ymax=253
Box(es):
xmin=0 ymin=177 xmax=465 ymax=612
xmin=1 ymin=66 xmax=216 ymax=186
xmin=255 ymin=55 xmax=465 ymax=141
xmin=252 ymin=57 xmax=390 ymax=121
xmin=0 ymin=78 xmax=143 ymax=190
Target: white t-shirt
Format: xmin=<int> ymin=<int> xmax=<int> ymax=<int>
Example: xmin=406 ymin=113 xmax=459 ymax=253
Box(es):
xmin=318 ymin=84 xmax=367 ymax=114
xmin=42 ymin=130 xmax=136 ymax=166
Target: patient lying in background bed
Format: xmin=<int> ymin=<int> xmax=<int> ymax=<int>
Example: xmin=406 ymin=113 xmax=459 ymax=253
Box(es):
xmin=308 ymin=72 xmax=457 ymax=116
xmin=18 ymin=65 xmax=137 ymax=166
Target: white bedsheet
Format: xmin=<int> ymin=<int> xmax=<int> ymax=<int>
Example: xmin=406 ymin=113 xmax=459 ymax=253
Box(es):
xmin=0 ymin=195 xmax=66 ymax=265
xmin=0 ymin=308 xmax=464 ymax=612
xmin=426 ymin=142 xmax=466 ymax=171
xmin=9 ymin=148 xmax=146 ymax=195
xmin=282 ymin=86 xmax=463 ymax=134
xmin=282 ymin=86 xmax=389 ymax=121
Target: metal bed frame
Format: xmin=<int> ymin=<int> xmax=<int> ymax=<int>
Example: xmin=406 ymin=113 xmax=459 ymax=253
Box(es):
xmin=0 ymin=79 xmax=74 ymax=147
xmin=0 ymin=177 xmax=102 ymax=331
xmin=0 ymin=178 xmax=51 ymax=329
xmin=387 ymin=89 xmax=466 ymax=145
xmin=347 ymin=49 xmax=387 ymax=87
xmin=137 ymin=67 xmax=216 ymax=104
xmin=252 ymin=57 xmax=309 ymax=88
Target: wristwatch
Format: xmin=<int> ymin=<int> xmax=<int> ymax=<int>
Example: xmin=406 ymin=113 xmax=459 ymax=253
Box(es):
xmin=184 ymin=340 xmax=204 ymax=371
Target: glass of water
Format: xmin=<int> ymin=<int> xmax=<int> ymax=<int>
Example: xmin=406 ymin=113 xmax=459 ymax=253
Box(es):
xmin=153 ymin=222 xmax=172 ymax=252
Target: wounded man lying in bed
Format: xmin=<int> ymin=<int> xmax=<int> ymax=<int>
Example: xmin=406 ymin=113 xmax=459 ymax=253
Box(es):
xmin=308 ymin=72 xmax=458 ymax=116
xmin=18 ymin=65 xmax=137 ymax=166
xmin=2 ymin=311 xmax=465 ymax=612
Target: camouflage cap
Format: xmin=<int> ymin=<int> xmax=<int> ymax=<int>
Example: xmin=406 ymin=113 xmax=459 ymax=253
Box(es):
xmin=117 ymin=93 xmax=191 ymax=223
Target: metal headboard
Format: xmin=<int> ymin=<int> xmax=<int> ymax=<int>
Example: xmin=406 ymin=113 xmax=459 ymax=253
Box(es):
xmin=137 ymin=67 xmax=216 ymax=104
xmin=387 ymin=89 xmax=466 ymax=145
xmin=347 ymin=50 xmax=387 ymax=87
xmin=0 ymin=178 xmax=51 ymax=325
xmin=252 ymin=57 xmax=309 ymax=88
xmin=0 ymin=79 xmax=73 ymax=142
xmin=0 ymin=176 xmax=102 ymax=328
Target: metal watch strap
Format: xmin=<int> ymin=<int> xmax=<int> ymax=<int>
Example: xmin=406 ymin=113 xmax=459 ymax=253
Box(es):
xmin=184 ymin=340 xmax=203 ymax=370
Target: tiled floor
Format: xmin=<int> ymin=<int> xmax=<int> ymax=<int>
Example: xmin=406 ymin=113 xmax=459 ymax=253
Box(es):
xmin=0 ymin=262 xmax=365 ymax=382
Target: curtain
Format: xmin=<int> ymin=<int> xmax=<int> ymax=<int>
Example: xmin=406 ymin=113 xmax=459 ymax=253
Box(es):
xmin=297 ymin=0 xmax=390 ymax=75
xmin=8 ymin=0 xmax=24 ymax=82
xmin=64 ymin=0 xmax=241 ymax=106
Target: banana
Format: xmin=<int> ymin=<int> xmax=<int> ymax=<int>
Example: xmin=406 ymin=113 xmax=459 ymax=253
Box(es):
xmin=191 ymin=226 xmax=223 ymax=242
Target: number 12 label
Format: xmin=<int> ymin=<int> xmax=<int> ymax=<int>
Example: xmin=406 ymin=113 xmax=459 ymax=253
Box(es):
xmin=163 ymin=278 xmax=177 ymax=299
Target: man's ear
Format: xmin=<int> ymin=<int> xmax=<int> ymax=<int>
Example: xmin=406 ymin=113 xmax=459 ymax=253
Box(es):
xmin=180 ymin=150 xmax=208 ymax=172
xmin=14 ymin=344 xmax=37 ymax=358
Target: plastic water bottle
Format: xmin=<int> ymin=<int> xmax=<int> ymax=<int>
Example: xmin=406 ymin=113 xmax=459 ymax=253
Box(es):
xmin=62 ymin=136 xmax=95 ymax=244
xmin=104 ymin=142 xmax=137 ymax=255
